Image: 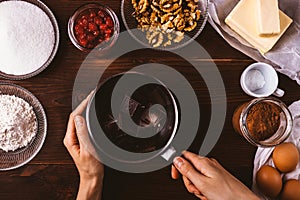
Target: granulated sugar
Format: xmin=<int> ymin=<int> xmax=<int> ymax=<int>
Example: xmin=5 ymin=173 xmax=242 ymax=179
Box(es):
xmin=0 ymin=95 xmax=37 ymax=152
xmin=0 ymin=1 xmax=55 ymax=75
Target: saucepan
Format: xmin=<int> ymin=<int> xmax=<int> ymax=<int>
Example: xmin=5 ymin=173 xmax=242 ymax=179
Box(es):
xmin=86 ymin=72 xmax=179 ymax=166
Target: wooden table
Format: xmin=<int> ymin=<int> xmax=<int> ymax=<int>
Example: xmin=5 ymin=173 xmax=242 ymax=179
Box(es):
xmin=0 ymin=0 xmax=299 ymax=199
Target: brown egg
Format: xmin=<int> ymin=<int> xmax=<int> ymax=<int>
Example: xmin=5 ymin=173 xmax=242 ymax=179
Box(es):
xmin=281 ymin=179 xmax=300 ymax=200
xmin=256 ymin=165 xmax=282 ymax=198
xmin=272 ymin=142 xmax=299 ymax=173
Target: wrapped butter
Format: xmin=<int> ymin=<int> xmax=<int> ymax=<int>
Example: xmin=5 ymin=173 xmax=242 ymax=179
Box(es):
xmin=257 ymin=0 xmax=280 ymax=36
xmin=225 ymin=0 xmax=293 ymax=54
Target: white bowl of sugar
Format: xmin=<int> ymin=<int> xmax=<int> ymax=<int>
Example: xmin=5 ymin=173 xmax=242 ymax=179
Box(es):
xmin=0 ymin=0 xmax=59 ymax=80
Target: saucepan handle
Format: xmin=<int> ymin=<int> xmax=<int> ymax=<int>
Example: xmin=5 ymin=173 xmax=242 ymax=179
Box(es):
xmin=161 ymin=146 xmax=176 ymax=161
xmin=272 ymin=88 xmax=284 ymax=97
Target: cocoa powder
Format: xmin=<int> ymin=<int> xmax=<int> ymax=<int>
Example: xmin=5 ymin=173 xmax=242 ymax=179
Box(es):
xmin=246 ymin=102 xmax=281 ymax=141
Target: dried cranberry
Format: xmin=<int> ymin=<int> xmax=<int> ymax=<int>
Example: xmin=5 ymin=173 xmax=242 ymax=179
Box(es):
xmin=94 ymin=16 xmax=103 ymax=26
xmin=78 ymin=33 xmax=87 ymax=40
xmin=81 ymin=15 xmax=88 ymax=20
xmin=106 ymin=17 xmax=113 ymax=27
xmin=87 ymin=34 xmax=96 ymax=42
xmin=98 ymin=10 xmax=106 ymax=18
xmin=75 ymin=25 xmax=85 ymax=35
xmin=99 ymin=24 xmax=107 ymax=31
xmin=104 ymin=29 xmax=112 ymax=35
xmin=93 ymin=30 xmax=100 ymax=36
xmin=84 ymin=18 xmax=89 ymax=26
xmin=88 ymin=22 xmax=98 ymax=31
xmin=79 ymin=38 xmax=88 ymax=47
xmin=89 ymin=10 xmax=97 ymax=18
xmin=104 ymin=33 xmax=111 ymax=41
xmin=89 ymin=17 xmax=95 ymax=22
xmin=79 ymin=18 xmax=88 ymax=26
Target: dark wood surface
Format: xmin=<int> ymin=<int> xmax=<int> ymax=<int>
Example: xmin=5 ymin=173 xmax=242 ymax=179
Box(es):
xmin=0 ymin=1 xmax=299 ymax=199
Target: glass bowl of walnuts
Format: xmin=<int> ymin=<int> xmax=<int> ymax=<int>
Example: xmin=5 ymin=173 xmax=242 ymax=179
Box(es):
xmin=121 ymin=0 xmax=208 ymax=50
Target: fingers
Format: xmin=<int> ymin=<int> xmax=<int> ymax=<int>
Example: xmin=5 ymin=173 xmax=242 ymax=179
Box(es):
xmin=182 ymin=176 xmax=201 ymax=196
xmin=74 ymin=115 xmax=91 ymax=150
xmin=64 ymin=91 xmax=94 ymax=158
xmin=73 ymin=115 xmax=102 ymax=162
xmin=171 ymin=160 xmax=203 ymax=198
xmin=197 ymin=194 xmax=207 ymax=200
xmin=64 ymin=91 xmax=94 ymax=146
xmin=64 ymin=115 xmax=80 ymax=158
xmin=182 ymin=151 xmax=214 ymax=177
xmin=171 ymin=165 xmax=180 ymax=179
xmin=173 ymin=157 xmax=204 ymax=186
xmin=72 ymin=91 xmax=94 ymax=116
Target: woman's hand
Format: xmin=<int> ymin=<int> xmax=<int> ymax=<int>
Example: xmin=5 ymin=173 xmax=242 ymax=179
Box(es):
xmin=64 ymin=92 xmax=104 ymax=200
xmin=171 ymin=151 xmax=259 ymax=200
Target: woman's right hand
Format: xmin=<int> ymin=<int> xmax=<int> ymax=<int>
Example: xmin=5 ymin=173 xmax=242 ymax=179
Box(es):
xmin=64 ymin=92 xmax=104 ymax=200
xmin=171 ymin=151 xmax=259 ymax=200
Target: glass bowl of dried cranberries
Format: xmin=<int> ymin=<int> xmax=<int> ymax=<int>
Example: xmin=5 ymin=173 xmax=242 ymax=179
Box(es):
xmin=68 ymin=3 xmax=120 ymax=52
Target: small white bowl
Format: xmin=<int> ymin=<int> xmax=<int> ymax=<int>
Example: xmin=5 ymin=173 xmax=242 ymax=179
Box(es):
xmin=240 ymin=62 xmax=284 ymax=98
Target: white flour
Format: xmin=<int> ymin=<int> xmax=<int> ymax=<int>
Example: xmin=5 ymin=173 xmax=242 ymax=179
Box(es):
xmin=0 ymin=95 xmax=37 ymax=152
xmin=0 ymin=1 xmax=55 ymax=75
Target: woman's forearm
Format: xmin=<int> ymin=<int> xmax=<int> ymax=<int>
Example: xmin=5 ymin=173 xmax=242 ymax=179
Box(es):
xmin=77 ymin=177 xmax=103 ymax=200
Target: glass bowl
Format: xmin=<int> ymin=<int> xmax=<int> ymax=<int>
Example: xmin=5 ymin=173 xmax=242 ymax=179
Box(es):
xmin=68 ymin=3 xmax=120 ymax=52
xmin=121 ymin=0 xmax=208 ymax=50
xmin=0 ymin=0 xmax=59 ymax=80
xmin=0 ymin=83 xmax=47 ymax=171
xmin=232 ymin=97 xmax=293 ymax=147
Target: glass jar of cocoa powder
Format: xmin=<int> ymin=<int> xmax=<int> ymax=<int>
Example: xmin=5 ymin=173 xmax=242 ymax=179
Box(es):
xmin=232 ymin=97 xmax=293 ymax=147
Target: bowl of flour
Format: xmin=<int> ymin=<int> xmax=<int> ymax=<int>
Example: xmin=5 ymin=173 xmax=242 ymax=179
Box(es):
xmin=0 ymin=0 xmax=59 ymax=80
xmin=0 ymin=83 xmax=47 ymax=171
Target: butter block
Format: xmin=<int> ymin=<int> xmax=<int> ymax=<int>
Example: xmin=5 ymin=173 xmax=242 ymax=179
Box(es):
xmin=257 ymin=0 xmax=280 ymax=36
xmin=225 ymin=0 xmax=293 ymax=54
